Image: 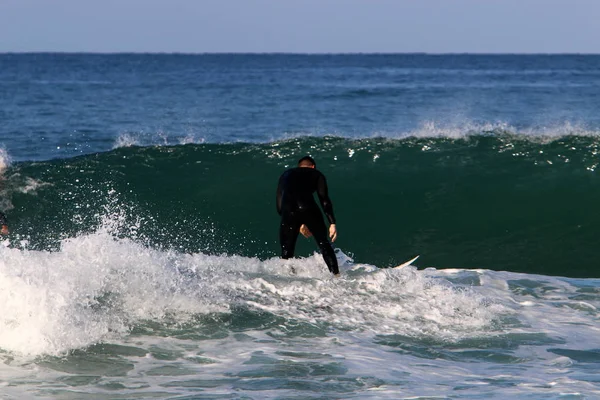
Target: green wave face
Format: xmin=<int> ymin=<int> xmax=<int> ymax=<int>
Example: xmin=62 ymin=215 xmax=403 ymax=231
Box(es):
xmin=5 ymin=134 xmax=600 ymax=277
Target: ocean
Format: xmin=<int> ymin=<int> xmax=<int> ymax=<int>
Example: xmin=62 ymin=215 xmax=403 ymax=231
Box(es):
xmin=1 ymin=53 xmax=600 ymax=398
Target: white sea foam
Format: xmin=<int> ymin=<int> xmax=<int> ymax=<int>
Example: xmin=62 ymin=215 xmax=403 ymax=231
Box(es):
xmin=396 ymin=120 xmax=600 ymax=141
xmin=268 ymin=120 xmax=600 ymax=146
xmin=179 ymin=134 xmax=206 ymax=145
xmin=0 ymin=231 xmax=499 ymax=357
xmin=15 ymin=177 xmax=52 ymax=194
xmin=113 ymin=132 xmax=207 ymax=149
xmin=112 ymin=133 xmax=140 ymax=148
xmin=110 ymin=121 xmax=600 ymax=153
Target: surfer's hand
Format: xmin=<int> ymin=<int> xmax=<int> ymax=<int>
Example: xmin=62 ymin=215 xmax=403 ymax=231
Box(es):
xmin=1 ymin=225 xmax=8 ymax=235
xmin=299 ymin=224 xmax=312 ymax=238
xmin=329 ymin=224 xmax=337 ymax=242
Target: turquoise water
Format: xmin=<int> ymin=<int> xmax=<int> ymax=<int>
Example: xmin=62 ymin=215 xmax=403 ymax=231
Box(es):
xmin=1 ymin=54 xmax=600 ymax=398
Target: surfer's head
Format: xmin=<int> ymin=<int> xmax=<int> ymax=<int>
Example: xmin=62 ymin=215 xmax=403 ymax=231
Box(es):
xmin=298 ymin=156 xmax=316 ymax=168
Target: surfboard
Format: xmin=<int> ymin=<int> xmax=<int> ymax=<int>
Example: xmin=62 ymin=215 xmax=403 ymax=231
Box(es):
xmin=392 ymin=255 xmax=419 ymax=269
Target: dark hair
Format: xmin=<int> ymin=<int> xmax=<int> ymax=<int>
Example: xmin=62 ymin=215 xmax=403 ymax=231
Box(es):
xmin=298 ymin=156 xmax=316 ymax=167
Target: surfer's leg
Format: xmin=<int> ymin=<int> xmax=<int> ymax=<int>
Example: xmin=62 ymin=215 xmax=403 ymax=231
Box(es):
xmin=279 ymin=212 xmax=301 ymax=259
xmin=304 ymin=211 xmax=339 ymax=274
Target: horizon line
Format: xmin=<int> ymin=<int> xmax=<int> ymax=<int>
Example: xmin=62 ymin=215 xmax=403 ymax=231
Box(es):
xmin=1 ymin=51 xmax=599 ymax=56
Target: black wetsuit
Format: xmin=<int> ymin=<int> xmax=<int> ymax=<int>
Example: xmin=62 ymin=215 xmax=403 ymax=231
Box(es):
xmin=276 ymin=167 xmax=339 ymax=274
xmin=0 ymin=212 xmax=6 ymax=227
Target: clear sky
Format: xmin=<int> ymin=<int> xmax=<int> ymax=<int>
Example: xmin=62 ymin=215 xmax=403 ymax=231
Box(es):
xmin=1 ymin=0 xmax=599 ymax=53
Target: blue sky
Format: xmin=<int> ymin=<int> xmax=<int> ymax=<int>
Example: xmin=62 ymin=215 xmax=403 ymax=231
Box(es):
xmin=1 ymin=0 xmax=598 ymax=53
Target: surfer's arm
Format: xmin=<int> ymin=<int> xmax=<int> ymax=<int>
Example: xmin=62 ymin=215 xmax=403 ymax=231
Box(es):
xmin=328 ymin=224 xmax=337 ymax=242
xmin=316 ymin=174 xmax=336 ymax=225
xmin=300 ymin=224 xmax=312 ymax=238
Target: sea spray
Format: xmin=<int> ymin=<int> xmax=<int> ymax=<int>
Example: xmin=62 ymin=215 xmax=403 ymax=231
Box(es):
xmin=0 ymin=230 xmax=503 ymax=357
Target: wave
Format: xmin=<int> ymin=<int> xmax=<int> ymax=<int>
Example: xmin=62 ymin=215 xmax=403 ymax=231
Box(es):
xmin=109 ymin=121 xmax=600 ymax=150
xmin=2 ymin=134 xmax=600 ymax=278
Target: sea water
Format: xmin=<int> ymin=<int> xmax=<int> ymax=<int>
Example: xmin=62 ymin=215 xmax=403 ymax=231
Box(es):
xmin=1 ymin=54 xmax=600 ymax=398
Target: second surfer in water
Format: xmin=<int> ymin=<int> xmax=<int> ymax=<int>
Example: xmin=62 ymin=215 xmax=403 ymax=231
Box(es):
xmin=0 ymin=212 xmax=8 ymax=235
xmin=276 ymin=156 xmax=339 ymax=276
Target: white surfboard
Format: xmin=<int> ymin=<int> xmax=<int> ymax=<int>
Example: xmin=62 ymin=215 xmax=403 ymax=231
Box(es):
xmin=392 ymin=255 xmax=419 ymax=269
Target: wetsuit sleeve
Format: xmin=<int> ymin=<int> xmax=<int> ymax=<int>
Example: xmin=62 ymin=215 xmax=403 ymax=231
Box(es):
xmin=276 ymin=174 xmax=283 ymax=215
xmin=316 ymin=173 xmax=336 ymax=224
xmin=0 ymin=212 xmax=6 ymax=226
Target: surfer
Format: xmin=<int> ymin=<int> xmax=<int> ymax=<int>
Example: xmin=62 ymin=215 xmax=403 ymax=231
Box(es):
xmin=0 ymin=211 xmax=7 ymax=235
xmin=276 ymin=156 xmax=339 ymax=276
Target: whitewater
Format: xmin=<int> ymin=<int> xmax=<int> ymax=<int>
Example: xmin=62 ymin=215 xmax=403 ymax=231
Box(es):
xmin=1 ymin=228 xmax=600 ymax=398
